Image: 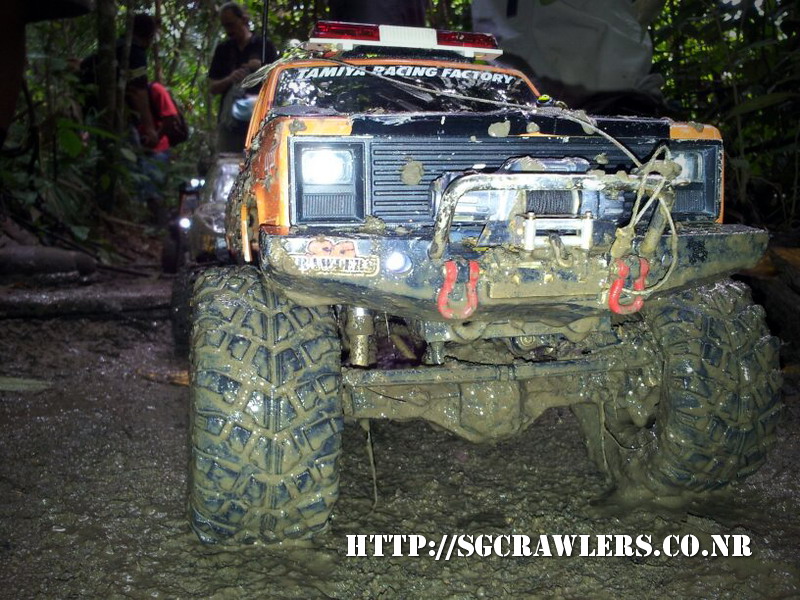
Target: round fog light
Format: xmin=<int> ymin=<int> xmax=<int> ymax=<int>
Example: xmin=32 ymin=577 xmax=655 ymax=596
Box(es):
xmin=385 ymin=251 xmax=412 ymax=273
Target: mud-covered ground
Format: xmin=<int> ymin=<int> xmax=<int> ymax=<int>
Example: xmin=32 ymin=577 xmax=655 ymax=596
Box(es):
xmin=1 ymin=315 xmax=799 ymax=599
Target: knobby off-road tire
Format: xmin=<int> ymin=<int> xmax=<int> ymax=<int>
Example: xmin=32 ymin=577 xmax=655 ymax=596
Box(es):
xmin=575 ymin=278 xmax=782 ymax=495
xmin=189 ymin=266 xmax=343 ymax=544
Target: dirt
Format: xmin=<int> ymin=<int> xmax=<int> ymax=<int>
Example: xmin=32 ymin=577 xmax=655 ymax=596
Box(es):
xmin=1 ymin=316 xmax=799 ymax=599
xmin=400 ymin=160 xmax=425 ymax=186
xmin=487 ymin=120 xmax=511 ymax=138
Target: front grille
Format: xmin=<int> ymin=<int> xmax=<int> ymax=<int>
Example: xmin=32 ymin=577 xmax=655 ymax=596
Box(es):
xmin=371 ymin=138 xmax=719 ymax=224
xmin=369 ymin=137 xmax=658 ymax=223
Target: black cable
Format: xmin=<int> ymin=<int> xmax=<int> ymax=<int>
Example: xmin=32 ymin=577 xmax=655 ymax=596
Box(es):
xmin=261 ymin=0 xmax=269 ymax=64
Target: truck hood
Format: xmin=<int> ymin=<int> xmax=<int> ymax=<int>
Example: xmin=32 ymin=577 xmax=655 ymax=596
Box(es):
xmin=270 ymin=105 xmax=672 ymax=139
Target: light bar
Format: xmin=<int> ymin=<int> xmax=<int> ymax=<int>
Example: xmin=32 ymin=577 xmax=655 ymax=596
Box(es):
xmin=306 ymin=21 xmax=503 ymax=61
xmin=312 ymin=21 xmax=380 ymax=41
xmin=437 ymin=30 xmax=498 ymax=50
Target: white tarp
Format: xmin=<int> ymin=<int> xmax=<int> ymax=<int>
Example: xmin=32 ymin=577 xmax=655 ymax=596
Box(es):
xmin=472 ymin=0 xmax=663 ymax=95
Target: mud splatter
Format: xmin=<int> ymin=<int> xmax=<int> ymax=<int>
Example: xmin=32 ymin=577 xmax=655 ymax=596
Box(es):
xmin=400 ymin=159 xmax=425 ymax=186
xmin=288 ymin=119 xmax=307 ymax=134
xmin=359 ymin=215 xmax=387 ymax=234
xmin=512 ymin=156 xmax=548 ymax=172
xmin=488 ymin=120 xmax=511 ymax=138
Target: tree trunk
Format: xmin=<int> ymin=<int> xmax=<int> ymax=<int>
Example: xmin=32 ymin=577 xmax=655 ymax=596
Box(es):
xmin=166 ymin=14 xmax=193 ymax=83
xmin=115 ymin=8 xmax=134 ymax=137
xmin=200 ymin=0 xmax=219 ymax=132
xmin=95 ymin=0 xmax=117 ymax=134
xmin=153 ymin=0 xmax=164 ymax=82
xmin=95 ymin=0 xmax=118 ymax=211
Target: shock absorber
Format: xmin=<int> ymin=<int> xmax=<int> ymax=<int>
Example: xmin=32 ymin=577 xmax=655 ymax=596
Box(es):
xmin=347 ymin=306 xmax=375 ymax=367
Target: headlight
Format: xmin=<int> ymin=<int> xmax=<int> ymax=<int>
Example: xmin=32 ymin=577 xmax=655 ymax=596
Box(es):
xmin=301 ymin=149 xmax=354 ymax=185
xmin=671 ymin=150 xmax=704 ymax=183
xmin=294 ymin=141 xmax=365 ymax=223
xmin=669 ymin=143 xmax=720 ymax=221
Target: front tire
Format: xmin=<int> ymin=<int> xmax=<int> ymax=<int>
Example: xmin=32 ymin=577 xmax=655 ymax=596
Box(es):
xmin=189 ymin=266 xmax=343 ymax=543
xmin=575 ymin=279 xmax=782 ymax=494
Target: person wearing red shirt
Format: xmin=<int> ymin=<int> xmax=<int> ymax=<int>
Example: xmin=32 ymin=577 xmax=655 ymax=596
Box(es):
xmin=144 ymin=81 xmax=180 ymax=154
xmin=137 ymin=81 xmax=180 ymax=224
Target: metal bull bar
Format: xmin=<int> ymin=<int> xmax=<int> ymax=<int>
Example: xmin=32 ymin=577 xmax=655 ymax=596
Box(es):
xmin=427 ymin=170 xmax=671 ymax=260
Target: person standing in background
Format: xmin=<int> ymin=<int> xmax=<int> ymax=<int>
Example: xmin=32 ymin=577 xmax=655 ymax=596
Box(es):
xmin=208 ymin=2 xmax=277 ymax=153
xmin=144 ymin=82 xmax=181 ymax=156
xmin=137 ymin=81 xmax=180 ymax=224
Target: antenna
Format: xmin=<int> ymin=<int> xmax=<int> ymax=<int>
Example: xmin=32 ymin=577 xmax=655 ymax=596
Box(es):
xmin=261 ymin=0 xmax=269 ymax=64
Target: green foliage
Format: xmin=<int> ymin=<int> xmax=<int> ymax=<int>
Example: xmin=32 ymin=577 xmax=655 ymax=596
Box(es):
xmin=652 ymin=0 xmax=799 ymax=228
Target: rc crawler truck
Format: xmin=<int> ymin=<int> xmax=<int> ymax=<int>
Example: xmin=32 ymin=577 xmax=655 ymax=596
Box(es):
xmin=188 ymin=21 xmax=782 ymax=544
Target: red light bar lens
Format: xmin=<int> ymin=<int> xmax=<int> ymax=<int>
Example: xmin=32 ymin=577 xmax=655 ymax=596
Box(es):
xmin=311 ymin=21 xmax=380 ymax=41
xmin=437 ymin=30 xmax=498 ymax=49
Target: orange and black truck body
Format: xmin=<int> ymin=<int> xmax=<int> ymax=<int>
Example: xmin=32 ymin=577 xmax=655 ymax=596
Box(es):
xmin=226 ymin=50 xmax=766 ymax=329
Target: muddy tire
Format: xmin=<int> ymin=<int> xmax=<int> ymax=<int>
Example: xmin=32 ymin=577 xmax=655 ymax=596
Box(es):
xmin=189 ymin=266 xmax=343 ymax=544
xmin=575 ymin=279 xmax=782 ymax=494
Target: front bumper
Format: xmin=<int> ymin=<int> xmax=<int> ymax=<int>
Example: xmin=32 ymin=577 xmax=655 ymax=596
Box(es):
xmin=259 ymin=223 xmax=768 ymax=323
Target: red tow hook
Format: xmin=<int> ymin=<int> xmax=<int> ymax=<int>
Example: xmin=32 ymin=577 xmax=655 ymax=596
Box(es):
xmin=608 ymin=257 xmax=650 ymax=315
xmin=437 ymin=260 xmax=480 ymax=319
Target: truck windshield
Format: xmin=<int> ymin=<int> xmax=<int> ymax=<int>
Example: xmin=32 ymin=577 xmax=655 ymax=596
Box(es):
xmin=273 ymin=63 xmax=538 ymax=113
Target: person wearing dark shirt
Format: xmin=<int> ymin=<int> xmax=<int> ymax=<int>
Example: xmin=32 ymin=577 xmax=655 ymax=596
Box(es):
xmin=208 ymin=2 xmax=277 ymax=152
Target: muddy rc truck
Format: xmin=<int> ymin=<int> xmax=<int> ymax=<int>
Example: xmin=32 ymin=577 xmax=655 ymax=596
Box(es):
xmin=188 ymin=22 xmax=782 ymax=544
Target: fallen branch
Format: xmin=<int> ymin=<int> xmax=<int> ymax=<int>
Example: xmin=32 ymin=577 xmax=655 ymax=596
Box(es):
xmin=0 ymin=376 xmax=52 ymax=393
xmin=0 ymin=279 xmax=171 ymax=318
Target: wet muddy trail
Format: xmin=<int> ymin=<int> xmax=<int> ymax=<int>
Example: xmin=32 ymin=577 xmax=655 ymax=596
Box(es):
xmin=1 ymin=316 xmax=799 ymax=599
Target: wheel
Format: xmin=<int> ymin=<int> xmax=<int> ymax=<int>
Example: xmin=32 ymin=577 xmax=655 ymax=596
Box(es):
xmin=189 ymin=266 xmax=343 ymax=544
xmin=170 ymin=266 xmax=199 ymax=357
xmin=574 ymin=278 xmax=782 ymax=494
